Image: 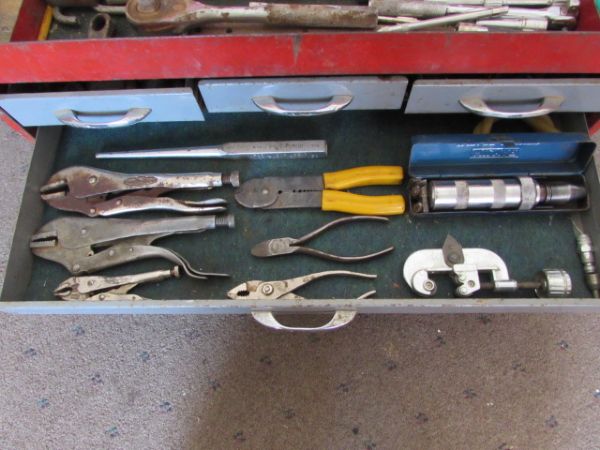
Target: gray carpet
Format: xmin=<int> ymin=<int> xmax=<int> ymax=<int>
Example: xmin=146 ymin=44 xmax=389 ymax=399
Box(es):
xmin=2 ymin=121 xmax=600 ymax=449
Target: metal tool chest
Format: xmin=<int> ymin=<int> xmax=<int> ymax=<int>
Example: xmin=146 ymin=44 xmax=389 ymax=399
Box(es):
xmin=1 ymin=0 xmax=600 ymax=330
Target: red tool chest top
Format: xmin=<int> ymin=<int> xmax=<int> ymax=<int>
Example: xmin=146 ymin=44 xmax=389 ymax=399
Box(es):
xmin=2 ymin=0 xmax=600 ymax=84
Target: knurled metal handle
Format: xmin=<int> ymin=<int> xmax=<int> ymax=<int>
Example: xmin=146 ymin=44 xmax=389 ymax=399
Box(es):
xmin=54 ymin=107 xmax=151 ymax=129
xmin=251 ymin=310 xmax=357 ymax=331
xmin=459 ymin=95 xmax=564 ymax=119
xmin=251 ymin=95 xmax=353 ymax=117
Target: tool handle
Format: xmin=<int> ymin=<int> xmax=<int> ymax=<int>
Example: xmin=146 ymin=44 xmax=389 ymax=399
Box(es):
xmin=296 ymin=215 xmax=389 ymax=244
xmin=370 ymin=0 xmax=449 ymax=17
xmin=297 ymin=245 xmax=395 ymax=263
xmin=322 ymin=166 xmax=404 ymax=190
xmin=89 ymin=196 xmax=226 ymax=217
xmin=54 ymin=107 xmax=150 ymax=129
xmin=459 ymin=95 xmax=564 ymax=119
xmin=252 ymin=95 xmax=353 ymax=117
xmin=118 ymin=172 xmax=237 ymax=190
xmin=257 ymin=3 xmax=378 ymax=28
xmin=251 ymin=310 xmax=357 ymax=331
xmin=322 ymin=191 xmax=405 ymax=216
xmin=281 ymin=270 xmax=377 ymax=295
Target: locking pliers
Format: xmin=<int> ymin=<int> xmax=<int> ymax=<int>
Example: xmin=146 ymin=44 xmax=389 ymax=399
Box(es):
xmin=30 ymin=215 xmax=234 ymax=278
xmin=55 ymin=266 xmax=180 ymax=301
xmin=41 ymin=166 xmax=239 ymax=217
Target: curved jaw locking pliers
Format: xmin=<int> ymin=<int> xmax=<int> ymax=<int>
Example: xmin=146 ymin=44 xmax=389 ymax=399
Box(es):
xmin=40 ymin=166 xmax=239 ymax=217
xmin=30 ymin=215 xmax=235 ymax=279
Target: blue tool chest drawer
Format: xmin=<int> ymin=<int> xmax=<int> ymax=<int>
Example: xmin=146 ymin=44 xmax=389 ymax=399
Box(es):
xmin=1 ymin=111 xmax=599 ymax=331
xmin=0 ymin=87 xmax=205 ymax=128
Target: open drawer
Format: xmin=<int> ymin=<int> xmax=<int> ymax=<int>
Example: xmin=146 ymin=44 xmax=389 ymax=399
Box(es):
xmin=2 ymin=111 xmax=600 ymax=331
xmin=2 ymin=0 xmax=600 ymax=87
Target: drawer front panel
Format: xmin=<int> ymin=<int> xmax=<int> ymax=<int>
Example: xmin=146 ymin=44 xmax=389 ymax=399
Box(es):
xmin=405 ymin=79 xmax=600 ymax=115
xmin=0 ymin=88 xmax=204 ymax=127
xmin=198 ymin=76 xmax=408 ymax=114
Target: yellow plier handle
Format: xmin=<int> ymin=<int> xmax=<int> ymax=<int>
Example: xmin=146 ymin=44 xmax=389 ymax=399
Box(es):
xmin=322 ymin=191 xmax=405 ymax=216
xmin=321 ymin=166 xmax=405 ymax=216
xmin=323 ymin=166 xmax=404 ymax=190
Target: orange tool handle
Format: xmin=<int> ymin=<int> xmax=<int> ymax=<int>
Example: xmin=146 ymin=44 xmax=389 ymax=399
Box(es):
xmin=321 ymin=191 xmax=405 ymax=216
xmin=323 ymin=166 xmax=404 ymax=190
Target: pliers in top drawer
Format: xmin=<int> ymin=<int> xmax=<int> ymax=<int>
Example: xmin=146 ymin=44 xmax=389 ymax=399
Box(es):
xmin=235 ymin=165 xmax=405 ymax=216
xmin=40 ymin=166 xmax=240 ymax=217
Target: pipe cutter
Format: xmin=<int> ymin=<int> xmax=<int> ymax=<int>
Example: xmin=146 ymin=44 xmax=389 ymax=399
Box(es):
xmin=403 ymin=235 xmax=572 ymax=298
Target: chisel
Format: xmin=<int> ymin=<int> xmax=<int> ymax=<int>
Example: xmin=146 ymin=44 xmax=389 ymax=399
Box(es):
xmin=96 ymin=140 xmax=328 ymax=160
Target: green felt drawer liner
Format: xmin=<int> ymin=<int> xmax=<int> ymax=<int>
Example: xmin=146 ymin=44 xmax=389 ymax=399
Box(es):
xmin=17 ymin=111 xmax=593 ymax=300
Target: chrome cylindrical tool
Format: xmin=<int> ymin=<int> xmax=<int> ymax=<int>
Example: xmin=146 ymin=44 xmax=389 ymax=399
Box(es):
xmin=428 ymin=177 xmax=586 ymax=211
xmin=370 ymin=0 xmax=576 ymax=27
xmin=480 ymin=269 xmax=572 ymax=297
xmin=575 ymin=233 xmax=600 ymax=298
xmin=377 ymin=6 xmax=507 ymax=30
xmin=476 ymin=17 xmax=549 ymax=29
xmin=372 ymin=0 xmax=451 ymax=16
xmin=457 ymin=22 xmax=490 ymax=30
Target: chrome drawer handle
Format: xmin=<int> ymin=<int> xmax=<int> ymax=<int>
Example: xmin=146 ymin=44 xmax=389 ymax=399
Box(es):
xmin=54 ymin=107 xmax=151 ymax=129
xmin=251 ymin=310 xmax=356 ymax=331
xmin=459 ymin=95 xmax=564 ymax=119
xmin=252 ymin=94 xmax=353 ymax=117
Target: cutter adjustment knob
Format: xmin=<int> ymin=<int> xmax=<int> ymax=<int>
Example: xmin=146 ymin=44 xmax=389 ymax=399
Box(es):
xmin=535 ymin=269 xmax=572 ymax=298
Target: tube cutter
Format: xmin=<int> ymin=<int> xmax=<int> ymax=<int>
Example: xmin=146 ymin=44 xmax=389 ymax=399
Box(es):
xmin=403 ymin=235 xmax=572 ymax=298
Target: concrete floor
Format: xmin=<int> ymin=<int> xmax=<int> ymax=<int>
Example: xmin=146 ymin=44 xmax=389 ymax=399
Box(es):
xmin=0 ymin=0 xmax=21 ymax=41
xmin=3 ymin=121 xmax=600 ymax=449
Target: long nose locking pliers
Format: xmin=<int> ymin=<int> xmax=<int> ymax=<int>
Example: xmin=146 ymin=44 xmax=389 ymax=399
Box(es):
xmin=227 ymin=270 xmax=377 ymax=300
xmin=251 ymin=216 xmax=395 ymax=262
xmin=30 ymin=215 xmax=234 ymax=278
xmin=40 ymin=166 xmax=239 ymax=217
xmin=54 ymin=266 xmax=180 ymax=301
